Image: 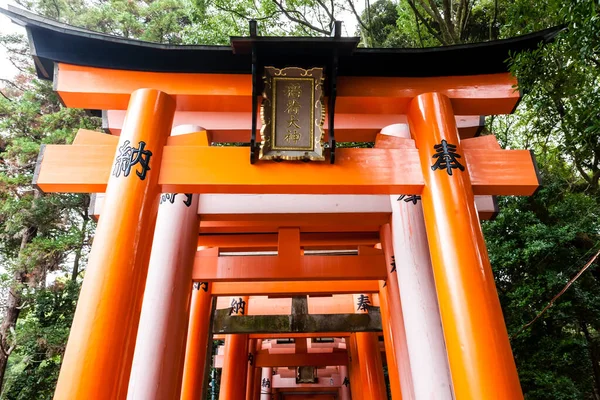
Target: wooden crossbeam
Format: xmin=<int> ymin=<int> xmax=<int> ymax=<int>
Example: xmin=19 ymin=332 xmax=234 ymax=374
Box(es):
xmin=34 ymin=144 xmax=539 ymax=196
xmin=209 ymin=280 xmax=382 ymax=297
xmin=90 ymin=193 xmax=498 ymax=223
xmin=198 ymin=233 xmax=381 ymax=249
xmin=192 ymin=251 xmax=387 ymax=282
xmin=254 ymin=352 xmax=348 ymax=367
xmin=55 ymin=64 xmax=519 ymax=115
xmin=212 ymin=313 xmax=382 ymax=334
xmin=103 ymin=110 xmax=484 ymax=140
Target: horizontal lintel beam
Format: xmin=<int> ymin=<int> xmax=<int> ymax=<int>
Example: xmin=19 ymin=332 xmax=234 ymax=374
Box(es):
xmin=210 ymin=281 xmax=380 ymax=296
xmin=192 ymin=254 xmax=387 ymax=282
xmin=56 ymin=63 xmax=519 ymax=115
xmin=254 ymin=352 xmax=348 ymax=367
xmin=34 ymin=145 xmax=539 ymax=196
xmin=212 ymin=313 xmax=382 ymax=334
xmin=103 ymin=110 xmax=484 ymax=140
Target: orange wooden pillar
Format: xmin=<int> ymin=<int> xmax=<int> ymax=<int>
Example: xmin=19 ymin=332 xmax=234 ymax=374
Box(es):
xmin=128 ymin=126 xmax=202 ymax=400
xmin=408 ymin=92 xmax=523 ymax=399
xmin=347 ymin=334 xmax=363 ymax=400
xmin=53 ymin=89 xmax=175 ymax=399
xmin=180 ymin=281 xmax=214 ymax=400
xmin=352 ymin=294 xmax=387 ymax=400
xmin=338 ymin=365 xmax=351 ymax=400
xmin=378 ymin=281 xmax=403 ymax=400
xmin=219 ymin=296 xmax=250 ymax=400
xmin=246 ymin=339 xmax=257 ymax=400
xmin=380 ymin=223 xmax=414 ymax=399
xmin=252 ymin=340 xmax=263 ymax=400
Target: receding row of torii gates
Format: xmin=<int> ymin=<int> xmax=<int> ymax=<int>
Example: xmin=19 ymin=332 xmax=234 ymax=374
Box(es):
xmin=3 ymin=6 xmax=562 ymax=400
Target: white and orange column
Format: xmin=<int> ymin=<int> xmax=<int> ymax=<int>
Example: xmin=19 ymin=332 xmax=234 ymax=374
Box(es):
xmin=352 ymin=294 xmax=387 ymax=400
xmin=408 ymin=92 xmax=523 ymax=398
xmin=219 ymin=296 xmax=250 ymax=400
xmin=54 ymin=89 xmax=176 ymax=399
xmin=381 ymin=124 xmax=454 ymax=399
xmin=128 ymin=125 xmax=203 ymax=399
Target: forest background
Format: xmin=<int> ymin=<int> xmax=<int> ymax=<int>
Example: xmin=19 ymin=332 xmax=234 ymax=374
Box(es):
xmin=0 ymin=0 xmax=598 ymax=399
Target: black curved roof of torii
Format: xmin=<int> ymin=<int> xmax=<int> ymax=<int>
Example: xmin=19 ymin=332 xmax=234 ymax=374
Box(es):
xmin=0 ymin=5 xmax=564 ymax=80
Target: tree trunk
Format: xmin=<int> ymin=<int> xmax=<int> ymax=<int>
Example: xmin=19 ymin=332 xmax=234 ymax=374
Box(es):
xmin=582 ymin=320 xmax=600 ymax=400
xmin=0 ymin=224 xmax=36 ymax=391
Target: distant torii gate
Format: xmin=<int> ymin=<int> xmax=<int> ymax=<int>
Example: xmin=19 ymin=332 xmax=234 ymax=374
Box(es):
xmin=1 ymin=5 xmax=562 ymax=400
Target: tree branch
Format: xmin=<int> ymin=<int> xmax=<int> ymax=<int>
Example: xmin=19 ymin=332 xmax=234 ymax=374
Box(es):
xmin=407 ymin=0 xmax=447 ymax=45
xmin=271 ymin=0 xmax=330 ymax=35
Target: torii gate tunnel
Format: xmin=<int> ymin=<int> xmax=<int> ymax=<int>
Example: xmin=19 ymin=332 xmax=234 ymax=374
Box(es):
xmin=2 ymin=6 xmax=562 ymax=400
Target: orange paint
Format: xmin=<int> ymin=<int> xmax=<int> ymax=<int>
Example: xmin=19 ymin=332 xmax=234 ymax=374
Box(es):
xmin=408 ymin=92 xmax=523 ymax=399
xmin=355 ymin=332 xmax=388 ymax=400
xmin=378 ymin=281 xmax=403 ymax=400
xmin=192 ymin=253 xmax=387 ymax=281
xmin=198 ymin=232 xmax=380 ymax=249
xmin=210 ymin=280 xmax=379 ymax=296
xmin=347 ymin=334 xmax=363 ymax=400
xmin=105 ymin=109 xmax=483 ymax=141
xmin=180 ymin=282 xmax=214 ymax=400
xmin=254 ymin=352 xmax=348 ymax=368
xmin=34 ymin=144 xmax=539 ymax=196
xmin=55 ymin=63 xmax=519 ymax=115
xmin=220 ymin=296 xmax=250 ymax=400
xmin=53 ymin=89 xmax=175 ymax=399
xmin=246 ymin=339 xmax=257 ymax=400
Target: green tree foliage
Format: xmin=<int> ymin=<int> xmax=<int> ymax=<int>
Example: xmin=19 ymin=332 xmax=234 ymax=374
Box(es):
xmin=0 ymin=0 xmax=599 ymax=399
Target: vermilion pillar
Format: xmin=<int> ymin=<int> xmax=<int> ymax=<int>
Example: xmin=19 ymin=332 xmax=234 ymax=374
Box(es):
xmin=380 ymin=223 xmax=415 ymax=400
xmin=219 ymin=296 xmax=250 ymax=400
xmin=347 ymin=334 xmax=363 ymax=400
xmin=408 ymin=92 xmax=523 ymax=399
xmin=378 ymin=281 xmax=403 ymax=400
xmin=180 ymin=281 xmax=214 ymax=400
xmin=54 ymin=89 xmax=175 ymax=399
xmin=259 ymin=367 xmax=273 ymax=400
xmin=128 ymin=125 xmax=202 ymax=400
xmin=246 ymin=339 xmax=257 ymax=400
xmin=352 ymin=294 xmax=387 ymax=400
xmin=338 ymin=366 xmax=351 ymax=400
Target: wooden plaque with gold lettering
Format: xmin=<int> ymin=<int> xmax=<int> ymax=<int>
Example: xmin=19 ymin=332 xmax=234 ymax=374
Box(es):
xmin=259 ymin=67 xmax=325 ymax=161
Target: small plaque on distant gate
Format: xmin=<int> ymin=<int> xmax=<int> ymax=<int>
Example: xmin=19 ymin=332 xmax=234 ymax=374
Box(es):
xmin=259 ymin=67 xmax=325 ymax=161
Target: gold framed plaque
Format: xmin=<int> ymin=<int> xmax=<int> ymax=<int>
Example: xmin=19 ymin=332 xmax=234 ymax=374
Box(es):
xmin=259 ymin=66 xmax=325 ymax=161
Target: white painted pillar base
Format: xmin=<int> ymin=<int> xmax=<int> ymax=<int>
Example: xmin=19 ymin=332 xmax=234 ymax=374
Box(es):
xmin=383 ymin=124 xmax=454 ymax=399
xmin=260 ymin=368 xmax=273 ymax=400
xmin=127 ymin=125 xmax=203 ymax=400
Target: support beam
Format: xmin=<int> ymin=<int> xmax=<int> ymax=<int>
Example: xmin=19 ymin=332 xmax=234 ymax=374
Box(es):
xmin=34 ymin=144 xmax=540 ymax=196
xmin=254 ymin=352 xmax=348 ymax=367
xmin=53 ymin=89 xmax=175 ymax=399
xmin=212 ymin=313 xmax=382 ymax=334
xmin=193 ymin=253 xmax=387 ymax=281
xmin=210 ymin=281 xmax=380 ymax=296
xmin=56 ymin=63 xmax=519 ymax=115
xmin=104 ymin=110 xmax=484 ymax=140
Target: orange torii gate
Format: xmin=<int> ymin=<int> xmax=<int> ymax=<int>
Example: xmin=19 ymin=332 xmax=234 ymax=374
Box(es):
xmin=2 ymin=5 xmax=562 ymax=400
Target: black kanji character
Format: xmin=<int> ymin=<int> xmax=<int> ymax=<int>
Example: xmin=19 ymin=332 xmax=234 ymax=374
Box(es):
xmin=230 ymin=297 xmax=246 ymax=315
xmin=390 ymin=255 xmax=397 ymax=273
xmin=183 ymin=194 xmax=193 ymax=207
xmin=356 ymin=294 xmax=371 ymax=312
xmin=397 ymin=194 xmax=421 ymax=204
xmin=113 ymin=140 xmax=153 ymax=180
xmin=261 ymin=378 xmax=271 ymax=388
xmin=431 ymin=139 xmax=464 ymax=176
xmin=343 ymin=377 xmax=350 ymax=387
